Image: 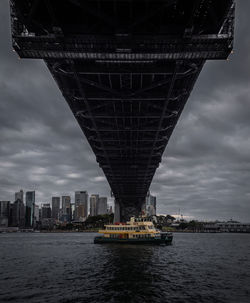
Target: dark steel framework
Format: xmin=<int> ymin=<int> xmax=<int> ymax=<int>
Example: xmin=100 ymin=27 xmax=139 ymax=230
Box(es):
xmin=10 ymin=0 xmax=235 ymax=220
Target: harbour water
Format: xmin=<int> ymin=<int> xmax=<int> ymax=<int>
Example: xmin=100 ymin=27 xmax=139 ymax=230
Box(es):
xmin=0 ymin=232 xmax=250 ymax=303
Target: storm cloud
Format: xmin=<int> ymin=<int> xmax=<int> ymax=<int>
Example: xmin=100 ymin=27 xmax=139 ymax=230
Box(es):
xmin=0 ymin=1 xmax=250 ymax=221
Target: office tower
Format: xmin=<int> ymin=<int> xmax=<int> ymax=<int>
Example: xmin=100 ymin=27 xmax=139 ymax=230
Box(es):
xmin=11 ymin=200 xmax=25 ymax=227
xmin=71 ymin=203 xmax=75 ymax=221
xmin=34 ymin=204 xmax=39 ymax=223
xmin=41 ymin=203 xmax=51 ymax=219
xmin=90 ymin=194 xmax=99 ymax=217
xmin=98 ymin=197 xmax=108 ymax=215
xmin=15 ymin=189 xmax=24 ymax=202
xmin=62 ymin=196 xmax=71 ymax=222
xmin=108 ymin=205 xmax=113 ymax=214
xmin=52 ymin=197 xmax=60 ymax=220
xmin=39 ymin=208 xmax=42 ymax=221
xmin=0 ymin=201 xmax=10 ymax=227
xmin=143 ymin=192 xmax=156 ymax=216
xmin=75 ymin=191 xmax=88 ymax=221
xmin=25 ymin=191 xmax=35 ymax=227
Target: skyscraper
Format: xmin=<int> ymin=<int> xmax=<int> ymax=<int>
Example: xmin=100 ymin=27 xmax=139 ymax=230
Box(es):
xmin=15 ymin=189 xmax=23 ymax=202
xmin=62 ymin=196 xmax=71 ymax=222
xmin=10 ymin=200 xmax=25 ymax=228
xmin=0 ymin=201 xmax=10 ymax=227
xmin=25 ymin=191 xmax=35 ymax=227
xmin=34 ymin=204 xmax=39 ymax=225
xmin=41 ymin=203 xmax=51 ymax=219
xmin=98 ymin=197 xmax=108 ymax=215
xmin=75 ymin=191 xmax=88 ymax=221
xmin=90 ymin=194 xmax=99 ymax=217
xmin=142 ymin=192 xmax=156 ymax=216
xmin=52 ymin=197 xmax=60 ymax=220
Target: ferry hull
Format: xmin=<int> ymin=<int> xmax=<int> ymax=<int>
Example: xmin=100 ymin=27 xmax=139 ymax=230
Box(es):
xmin=94 ymin=235 xmax=173 ymax=245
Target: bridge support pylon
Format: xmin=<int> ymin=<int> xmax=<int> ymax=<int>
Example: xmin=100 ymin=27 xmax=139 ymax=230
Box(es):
xmin=114 ymin=199 xmax=143 ymax=223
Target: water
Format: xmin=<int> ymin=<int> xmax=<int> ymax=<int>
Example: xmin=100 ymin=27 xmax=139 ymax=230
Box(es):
xmin=0 ymin=233 xmax=250 ymax=303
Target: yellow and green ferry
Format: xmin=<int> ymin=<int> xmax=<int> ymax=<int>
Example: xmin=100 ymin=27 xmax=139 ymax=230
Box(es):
xmin=94 ymin=216 xmax=173 ymax=245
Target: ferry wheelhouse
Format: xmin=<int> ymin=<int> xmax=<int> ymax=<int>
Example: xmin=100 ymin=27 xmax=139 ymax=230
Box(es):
xmin=94 ymin=216 xmax=173 ymax=245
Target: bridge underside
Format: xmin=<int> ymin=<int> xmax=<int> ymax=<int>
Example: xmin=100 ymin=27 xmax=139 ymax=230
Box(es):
xmin=10 ymin=0 xmax=234 ymax=221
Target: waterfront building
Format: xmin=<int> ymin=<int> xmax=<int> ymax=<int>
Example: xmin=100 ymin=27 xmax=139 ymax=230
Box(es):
xmin=41 ymin=218 xmax=55 ymax=229
xmin=11 ymin=200 xmax=25 ymax=227
xmin=0 ymin=201 xmax=10 ymax=227
xmin=204 ymin=222 xmax=250 ymax=233
xmin=90 ymin=194 xmax=99 ymax=216
xmin=15 ymin=189 xmax=23 ymax=202
xmin=75 ymin=191 xmax=88 ymax=221
xmin=62 ymin=196 xmax=71 ymax=222
xmin=98 ymin=197 xmax=108 ymax=215
xmin=25 ymin=191 xmax=35 ymax=227
xmin=41 ymin=203 xmax=51 ymax=219
xmin=52 ymin=196 xmax=60 ymax=220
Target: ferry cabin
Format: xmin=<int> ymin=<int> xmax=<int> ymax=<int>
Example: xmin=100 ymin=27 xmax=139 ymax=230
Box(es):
xmin=99 ymin=217 xmax=161 ymax=239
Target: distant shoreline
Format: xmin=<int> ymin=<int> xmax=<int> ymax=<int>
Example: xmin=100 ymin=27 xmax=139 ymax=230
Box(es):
xmin=1 ymin=229 xmax=250 ymax=234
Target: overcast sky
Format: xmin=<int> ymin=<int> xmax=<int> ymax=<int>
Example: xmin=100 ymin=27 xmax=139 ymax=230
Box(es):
xmin=0 ymin=1 xmax=250 ymax=221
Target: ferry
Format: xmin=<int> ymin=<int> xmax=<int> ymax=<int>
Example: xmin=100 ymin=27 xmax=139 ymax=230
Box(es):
xmin=94 ymin=216 xmax=173 ymax=245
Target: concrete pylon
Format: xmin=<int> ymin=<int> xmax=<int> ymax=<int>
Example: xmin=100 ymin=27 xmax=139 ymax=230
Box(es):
xmin=114 ymin=199 xmax=120 ymax=223
xmin=114 ymin=199 xmax=143 ymax=222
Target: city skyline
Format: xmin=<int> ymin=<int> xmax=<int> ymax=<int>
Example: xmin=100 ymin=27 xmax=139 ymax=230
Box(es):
xmin=0 ymin=188 xmax=113 ymax=229
xmin=1 ymin=188 xmax=113 ymax=208
xmin=0 ymin=1 xmax=250 ymax=222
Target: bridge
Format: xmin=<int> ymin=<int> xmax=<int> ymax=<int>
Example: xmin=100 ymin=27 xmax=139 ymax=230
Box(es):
xmin=10 ymin=0 xmax=235 ymax=221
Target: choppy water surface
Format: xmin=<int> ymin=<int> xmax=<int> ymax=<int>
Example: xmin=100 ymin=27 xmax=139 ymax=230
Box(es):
xmin=0 ymin=232 xmax=250 ymax=303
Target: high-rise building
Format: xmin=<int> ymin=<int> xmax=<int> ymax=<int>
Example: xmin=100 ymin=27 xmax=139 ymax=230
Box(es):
xmin=25 ymin=191 xmax=35 ymax=227
xmin=142 ymin=192 xmax=156 ymax=216
xmin=71 ymin=203 xmax=75 ymax=221
xmin=108 ymin=205 xmax=113 ymax=214
xmin=62 ymin=196 xmax=71 ymax=222
xmin=15 ymin=189 xmax=23 ymax=202
xmin=34 ymin=204 xmax=39 ymax=223
xmin=90 ymin=194 xmax=99 ymax=217
xmin=98 ymin=197 xmax=108 ymax=215
xmin=0 ymin=201 xmax=10 ymax=227
xmin=41 ymin=203 xmax=51 ymax=219
xmin=75 ymin=191 xmax=88 ymax=221
xmin=11 ymin=200 xmax=25 ymax=228
xmin=52 ymin=197 xmax=60 ymax=220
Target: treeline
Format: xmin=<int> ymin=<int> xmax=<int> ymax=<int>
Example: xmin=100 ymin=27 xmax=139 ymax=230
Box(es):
xmin=56 ymin=214 xmax=114 ymax=231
